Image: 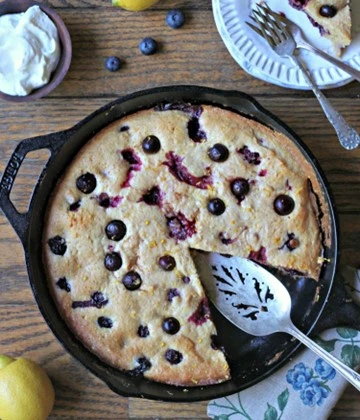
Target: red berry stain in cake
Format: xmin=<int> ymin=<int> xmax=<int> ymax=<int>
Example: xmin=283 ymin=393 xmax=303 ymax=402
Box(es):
xmin=120 ymin=148 xmax=142 ymax=188
xmin=167 ymin=288 xmax=180 ymax=302
xmin=139 ymin=186 xmax=164 ymax=207
xmin=306 ymin=14 xmax=328 ymax=35
xmin=285 ymin=179 xmax=293 ymax=191
xmin=238 ymin=146 xmax=261 ymax=165
xmin=163 ymin=152 xmax=212 ymax=189
xmin=166 ymin=211 xmax=197 ymax=241
xmin=258 ymin=169 xmax=267 ymax=177
xmin=288 ymin=0 xmax=310 ymax=10
xmin=219 ymin=232 xmax=237 ymax=245
xmin=94 ymin=193 xmax=123 ymax=208
xmin=279 ymin=233 xmax=300 ymax=251
xmin=72 ymin=292 xmax=108 ymax=309
xmin=248 ymin=246 xmax=267 ymax=264
xmin=188 ymin=298 xmax=211 ymax=326
xmin=110 ymin=195 xmax=123 ymax=207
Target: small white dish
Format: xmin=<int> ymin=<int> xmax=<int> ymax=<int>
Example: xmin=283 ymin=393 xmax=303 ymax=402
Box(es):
xmin=213 ymin=0 xmax=360 ymax=90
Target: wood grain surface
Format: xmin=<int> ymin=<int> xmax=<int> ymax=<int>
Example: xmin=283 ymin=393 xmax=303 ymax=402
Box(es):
xmin=0 ymin=0 xmax=359 ymax=418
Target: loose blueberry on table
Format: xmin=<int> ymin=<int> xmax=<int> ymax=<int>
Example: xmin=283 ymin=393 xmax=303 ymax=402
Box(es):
xmin=105 ymin=56 xmax=121 ymax=72
xmin=139 ymin=37 xmax=157 ymax=55
xmin=166 ymin=9 xmax=185 ymax=29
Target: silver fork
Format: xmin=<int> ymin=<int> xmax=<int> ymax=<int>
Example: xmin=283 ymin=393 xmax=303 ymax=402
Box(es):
xmin=247 ymin=3 xmax=360 ymax=150
xmin=250 ymin=5 xmax=360 ymax=82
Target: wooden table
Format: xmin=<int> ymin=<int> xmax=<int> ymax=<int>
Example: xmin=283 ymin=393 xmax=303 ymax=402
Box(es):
xmin=0 ymin=0 xmax=359 ymax=418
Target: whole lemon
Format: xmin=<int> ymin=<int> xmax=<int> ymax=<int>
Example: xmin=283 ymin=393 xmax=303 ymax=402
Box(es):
xmin=0 ymin=355 xmax=55 ymax=420
xmin=112 ymin=0 xmax=159 ymax=11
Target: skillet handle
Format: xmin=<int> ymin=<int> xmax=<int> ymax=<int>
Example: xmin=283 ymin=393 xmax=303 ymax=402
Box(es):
xmin=0 ymin=130 xmax=70 ymax=245
xmin=311 ymin=269 xmax=360 ymax=335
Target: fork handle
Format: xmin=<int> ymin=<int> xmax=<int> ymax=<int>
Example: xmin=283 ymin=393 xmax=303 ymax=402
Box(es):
xmin=290 ymin=55 xmax=360 ymax=150
xmin=297 ymin=41 xmax=360 ymax=83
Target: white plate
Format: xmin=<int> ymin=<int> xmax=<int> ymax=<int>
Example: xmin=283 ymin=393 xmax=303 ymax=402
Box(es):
xmin=213 ymin=0 xmax=360 ymax=89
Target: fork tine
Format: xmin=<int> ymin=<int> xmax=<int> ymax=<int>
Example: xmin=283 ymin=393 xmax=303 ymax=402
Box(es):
xmin=257 ymin=2 xmax=287 ymax=24
xmin=254 ymin=5 xmax=286 ymax=42
xmin=251 ymin=10 xmax=276 ymax=48
xmin=256 ymin=3 xmax=288 ymax=40
xmin=253 ymin=9 xmax=281 ymax=44
xmin=245 ymin=21 xmax=265 ymax=39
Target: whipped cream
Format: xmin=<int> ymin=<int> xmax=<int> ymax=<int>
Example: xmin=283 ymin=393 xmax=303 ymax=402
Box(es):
xmin=0 ymin=5 xmax=61 ymax=96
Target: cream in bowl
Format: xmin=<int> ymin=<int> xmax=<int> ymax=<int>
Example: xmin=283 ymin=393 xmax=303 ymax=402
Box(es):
xmin=0 ymin=5 xmax=60 ymax=96
xmin=0 ymin=1 xmax=72 ymax=102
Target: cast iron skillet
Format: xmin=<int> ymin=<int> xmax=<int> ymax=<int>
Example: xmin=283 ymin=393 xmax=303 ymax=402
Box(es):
xmin=1 ymin=85 xmax=360 ymax=402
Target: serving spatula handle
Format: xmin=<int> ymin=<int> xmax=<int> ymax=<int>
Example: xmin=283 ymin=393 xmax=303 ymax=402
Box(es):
xmin=286 ymin=323 xmax=360 ymax=392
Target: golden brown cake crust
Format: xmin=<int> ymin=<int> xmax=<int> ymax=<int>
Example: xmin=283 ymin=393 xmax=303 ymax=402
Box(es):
xmin=43 ymin=104 xmax=330 ymax=387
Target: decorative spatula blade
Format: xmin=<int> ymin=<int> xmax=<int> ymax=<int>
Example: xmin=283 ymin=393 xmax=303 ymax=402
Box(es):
xmin=192 ymin=252 xmax=291 ymax=336
xmin=193 ymin=251 xmax=360 ymax=391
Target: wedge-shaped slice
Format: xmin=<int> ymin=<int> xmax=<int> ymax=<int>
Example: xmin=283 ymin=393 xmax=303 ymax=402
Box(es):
xmin=289 ymin=0 xmax=351 ymax=56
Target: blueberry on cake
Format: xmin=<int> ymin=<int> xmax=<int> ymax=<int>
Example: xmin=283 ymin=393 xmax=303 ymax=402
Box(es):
xmin=44 ymin=103 xmax=330 ymax=386
xmin=289 ymin=0 xmax=352 ymax=56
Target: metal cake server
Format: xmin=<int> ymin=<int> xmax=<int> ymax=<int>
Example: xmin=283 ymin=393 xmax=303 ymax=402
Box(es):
xmin=193 ymin=252 xmax=360 ymax=391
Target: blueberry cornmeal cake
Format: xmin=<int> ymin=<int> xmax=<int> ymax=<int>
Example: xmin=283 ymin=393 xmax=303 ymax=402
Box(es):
xmin=289 ymin=0 xmax=352 ymax=56
xmin=44 ymin=103 xmax=330 ymax=386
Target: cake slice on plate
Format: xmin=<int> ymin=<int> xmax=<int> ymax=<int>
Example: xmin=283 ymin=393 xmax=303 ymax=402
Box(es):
xmin=289 ymin=0 xmax=352 ymax=56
